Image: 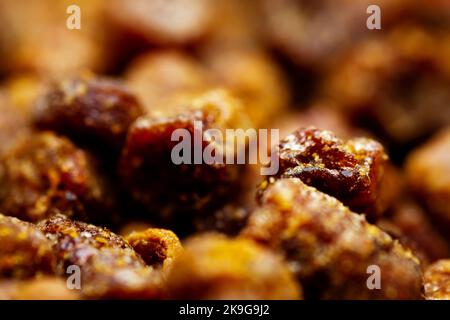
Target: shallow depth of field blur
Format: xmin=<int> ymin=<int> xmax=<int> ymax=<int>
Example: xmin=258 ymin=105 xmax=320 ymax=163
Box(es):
xmin=0 ymin=0 xmax=449 ymax=161
xmin=0 ymin=0 xmax=450 ymax=301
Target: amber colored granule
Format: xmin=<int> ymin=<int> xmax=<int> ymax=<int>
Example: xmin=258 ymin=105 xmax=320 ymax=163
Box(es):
xmin=243 ymin=178 xmax=422 ymax=300
xmin=406 ymin=128 xmax=450 ymax=235
xmin=125 ymin=50 xmax=214 ymax=115
xmin=166 ymin=233 xmax=302 ymax=299
xmin=118 ymin=90 xmax=249 ymax=231
xmin=0 ymin=131 xmax=115 ymax=223
xmin=125 ymin=228 xmax=182 ymax=271
xmin=202 ymin=48 xmax=290 ymax=127
xmin=33 ymin=73 xmax=144 ymax=150
xmin=38 ymin=214 xmax=164 ymax=299
xmin=424 ymin=260 xmax=450 ymax=300
xmin=263 ymin=127 xmax=397 ymax=221
xmin=0 ymin=214 xmax=56 ymax=278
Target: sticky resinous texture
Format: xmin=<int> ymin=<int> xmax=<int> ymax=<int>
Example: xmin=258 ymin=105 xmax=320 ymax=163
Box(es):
xmin=0 ymin=132 xmax=116 ymax=224
xmin=119 ymin=90 xmax=250 ymax=232
xmin=243 ymin=178 xmax=422 ymax=300
xmin=38 ymin=214 xmax=164 ymax=299
xmin=33 ymin=73 xmax=144 ymax=151
xmin=424 ymin=260 xmax=450 ymax=300
xmin=262 ymin=127 xmax=397 ymax=221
